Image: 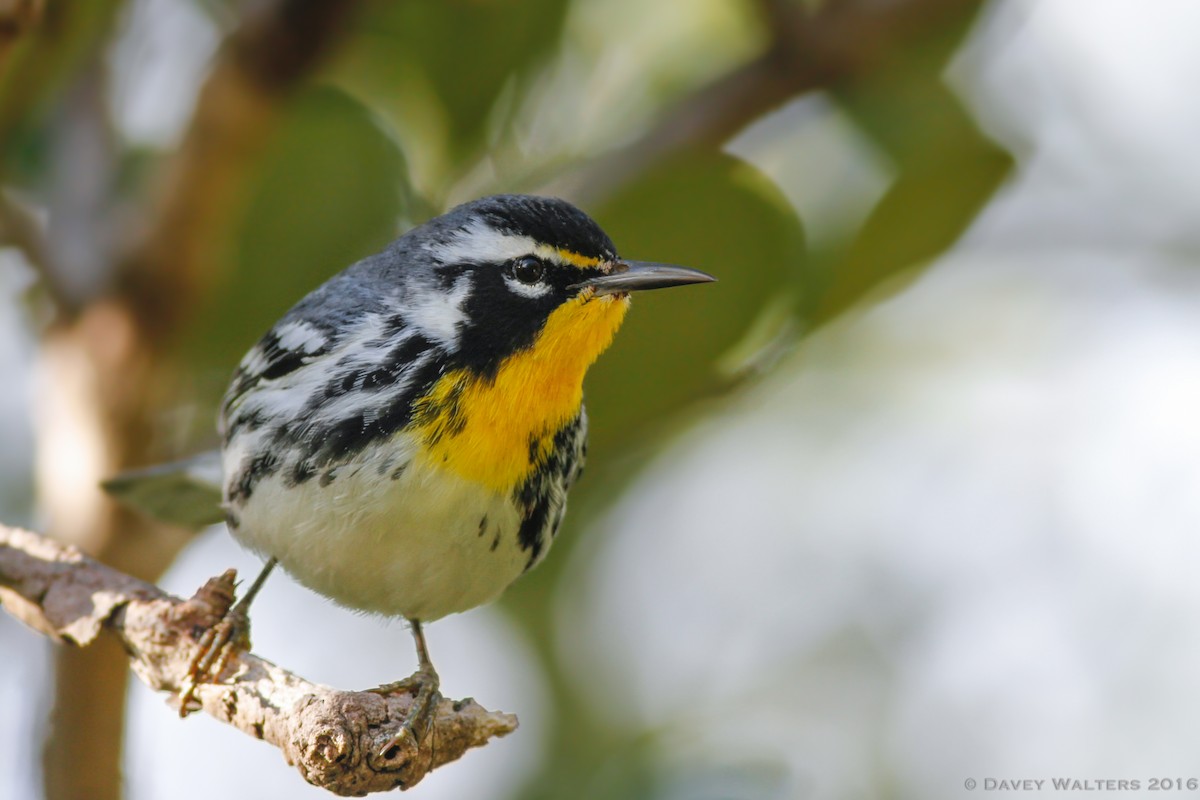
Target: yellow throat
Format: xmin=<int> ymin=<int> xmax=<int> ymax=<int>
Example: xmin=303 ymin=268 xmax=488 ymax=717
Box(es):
xmin=412 ymin=291 xmax=630 ymax=492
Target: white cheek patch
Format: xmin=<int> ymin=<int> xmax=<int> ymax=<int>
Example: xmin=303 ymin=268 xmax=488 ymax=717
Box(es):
xmin=425 ymin=220 xmax=537 ymax=265
xmin=401 ymin=274 xmax=473 ymax=348
xmin=503 ymin=274 xmax=552 ymax=299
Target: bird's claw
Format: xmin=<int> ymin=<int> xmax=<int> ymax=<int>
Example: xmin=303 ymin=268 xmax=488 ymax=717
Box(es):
xmin=178 ymin=605 xmax=251 ymax=716
xmin=370 ymin=666 xmax=441 ymax=758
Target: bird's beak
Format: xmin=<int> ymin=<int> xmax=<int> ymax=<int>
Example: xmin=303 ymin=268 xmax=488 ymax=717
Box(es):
xmin=571 ymin=260 xmax=717 ymax=296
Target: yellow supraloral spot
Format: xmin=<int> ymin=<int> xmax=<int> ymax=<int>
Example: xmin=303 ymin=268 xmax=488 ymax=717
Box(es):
xmin=413 ymin=291 xmax=629 ymax=492
xmin=546 ymin=247 xmax=603 ymax=270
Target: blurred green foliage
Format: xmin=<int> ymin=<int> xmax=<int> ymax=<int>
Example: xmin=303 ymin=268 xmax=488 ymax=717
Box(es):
xmin=357 ymin=0 xmax=572 ymax=161
xmin=0 ymin=0 xmax=1013 ymax=797
xmin=589 ymin=151 xmax=805 ymax=454
xmin=185 ymin=86 xmax=410 ymax=397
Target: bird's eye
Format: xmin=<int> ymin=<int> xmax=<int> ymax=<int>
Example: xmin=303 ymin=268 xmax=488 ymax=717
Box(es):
xmin=511 ymin=256 xmax=545 ymax=285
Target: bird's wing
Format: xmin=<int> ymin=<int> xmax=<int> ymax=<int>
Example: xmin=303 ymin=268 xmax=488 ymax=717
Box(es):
xmin=220 ymin=317 xmax=337 ymax=426
xmin=101 ymin=450 xmax=225 ymax=529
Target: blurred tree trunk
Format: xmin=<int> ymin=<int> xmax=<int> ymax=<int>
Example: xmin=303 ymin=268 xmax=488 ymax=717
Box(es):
xmin=12 ymin=2 xmax=370 ymax=798
xmin=37 ymin=308 xmax=190 ymax=800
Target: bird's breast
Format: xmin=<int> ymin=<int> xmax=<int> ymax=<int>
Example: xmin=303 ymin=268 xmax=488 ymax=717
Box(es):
xmin=411 ymin=291 xmax=626 ymax=492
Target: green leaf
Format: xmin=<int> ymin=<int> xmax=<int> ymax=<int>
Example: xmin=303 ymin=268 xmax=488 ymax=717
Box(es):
xmin=350 ymin=0 xmax=571 ymax=160
xmin=585 ymin=150 xmax=806 ymax=457
xmin=810 ymin=2 xmax=1014 ymax=325
xmin=101 ymin=452 xmax=224 ymax=529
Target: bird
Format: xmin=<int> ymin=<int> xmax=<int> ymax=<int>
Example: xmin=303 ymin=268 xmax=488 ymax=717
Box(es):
xmin=107 ymin=194 xmax=714 ymax=754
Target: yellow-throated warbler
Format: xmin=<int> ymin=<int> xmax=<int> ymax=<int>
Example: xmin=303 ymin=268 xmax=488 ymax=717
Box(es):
xmin=111 ymin=194 xmax=713 ymax=751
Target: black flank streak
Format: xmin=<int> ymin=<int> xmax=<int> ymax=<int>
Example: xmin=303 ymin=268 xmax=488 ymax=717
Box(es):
xmin=516 ymin=498 xmax=550 ymax=569
xmin=527 ymin=432 xmax=543 ymax=466
xmin=287 ymin=459 xmax=315 ymax=486
xmin=230 ymin=451 xmax=280 ymax=502
xmin=313 ymin=412 xmax=371 ymax=466
xmin=478 ymin=515 xmax=488 ymax=536
xmin=514 ymin=414 xmax=586 ymax=571
xmin=415 ymin=376 xmax=468 ymax=447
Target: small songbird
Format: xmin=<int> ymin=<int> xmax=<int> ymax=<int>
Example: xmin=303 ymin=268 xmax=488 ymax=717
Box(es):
xmin=110 ymin=194 xmax=714 ymax=752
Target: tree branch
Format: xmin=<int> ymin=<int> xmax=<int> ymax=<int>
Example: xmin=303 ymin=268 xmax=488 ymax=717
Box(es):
xmin=0 ymin=524 xmax=517 ymax=795
xmin=555 ymin=0 xmax=983 ymax=202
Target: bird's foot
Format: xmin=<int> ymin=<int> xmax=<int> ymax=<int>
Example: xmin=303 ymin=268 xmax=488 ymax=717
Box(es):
xmin=368 ymin=665 xmax=441 ymax=757
xmin=177 ymin=604 xmax=251 ymax=716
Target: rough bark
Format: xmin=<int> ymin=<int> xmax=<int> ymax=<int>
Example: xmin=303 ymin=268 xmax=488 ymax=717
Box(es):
xmin=0 ymin=524 xmax=517 ymax=795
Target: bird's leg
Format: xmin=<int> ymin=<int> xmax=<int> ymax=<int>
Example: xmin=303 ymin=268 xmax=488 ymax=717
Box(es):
xmin=369 ymin=619 xmax=442 ymax=755
xmin=178 ymin=557 xmax=277 ymax=715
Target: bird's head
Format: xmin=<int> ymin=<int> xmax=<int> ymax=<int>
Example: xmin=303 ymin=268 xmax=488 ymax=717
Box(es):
xmin=389 ymin=194 xmax=714 ymax=490
xmin=404 ymin=194 xmax=714 ymax=380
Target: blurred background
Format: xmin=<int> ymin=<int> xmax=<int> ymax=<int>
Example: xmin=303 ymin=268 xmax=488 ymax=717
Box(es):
xmin=3 ymin=0 xmax=1200 ymax=798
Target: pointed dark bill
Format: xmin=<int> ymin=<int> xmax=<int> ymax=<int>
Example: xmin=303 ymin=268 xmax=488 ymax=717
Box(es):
xmin=573 ymin=261 xmax=716 ymax=296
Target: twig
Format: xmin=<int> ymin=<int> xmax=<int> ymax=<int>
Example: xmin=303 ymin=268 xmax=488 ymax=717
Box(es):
xmin=553 ymin=0 xmax=981 ymax=202
xmin=0 ymin=524 xmax=517 ymax=795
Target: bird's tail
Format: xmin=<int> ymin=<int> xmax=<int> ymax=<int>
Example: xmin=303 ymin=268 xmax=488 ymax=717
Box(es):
xmin=101 ymin=450 xmax=225 ymax=529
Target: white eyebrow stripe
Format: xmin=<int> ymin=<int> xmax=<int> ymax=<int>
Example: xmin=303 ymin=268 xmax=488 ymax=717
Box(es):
xmin=425 ymin=220 xmax=537 ymax=265
xmin=424 ymin=219 xmax=601 ymax=269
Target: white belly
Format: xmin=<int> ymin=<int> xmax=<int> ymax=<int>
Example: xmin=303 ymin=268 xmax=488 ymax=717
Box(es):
xmin=226 ymin=438 xmax=528 ymax=621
